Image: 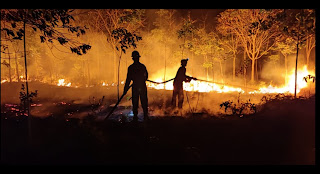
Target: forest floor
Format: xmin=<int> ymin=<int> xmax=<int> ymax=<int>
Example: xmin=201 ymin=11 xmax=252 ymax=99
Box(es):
xmin=0 ymin=82 xmax=316 ymax=165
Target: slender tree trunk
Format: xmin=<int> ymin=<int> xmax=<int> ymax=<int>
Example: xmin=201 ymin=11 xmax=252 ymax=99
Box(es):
xmin=87 ymin=58 xmax=90 ymax=86
xmin=306 ymin=49 xmax=310 ymax=68
xmin=164 ymin=44 xmax=167 ymax=89
xmin=219 ymin=59 xmax=223 ymax=82
xmin=294 ymin=42 xmax=299 ymax=98
xmin=251 ymin=58 xmax=255 ymax=82
xmin=49 ymin=68 xmax=53 ymax=84
xmin=23 ymin=13 xmax=32 ymax=145
xmin=212 ymin=66 xmax=214 ymax=82
xmin=23 ymin=16 xmax=29 ymax=115
xmin=113 ymin=47 xmax=117 ymax=83
xmin=3 ymin=22 xmax=12 ymax=82
xmin=7 ymin=46 xmax=12 ymax=82
xmin=97 ymin=53 xmax=101 ymax=82
xmin=284 ymin=54 xmax=288 ymax=84
xmin=255 ymin=58 xmax=258 ymax=81
xmin=117 ymin=53 xmax=122 ymax=101
xmin=14 ymin=52 xmax=20 ymax=82
xmin=305 ymin=36 xmax=314 ymax=68
xmin=233 ymin=52 xmax=236 ymax=80
xmin=206 ymin=55 xmax=209 ymax=81
xmin=243 ymin=50 xmax=246 ymax=79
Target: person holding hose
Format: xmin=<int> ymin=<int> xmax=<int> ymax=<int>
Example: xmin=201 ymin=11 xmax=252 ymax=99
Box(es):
xmin=172 ymin=58 xmax=197 ymax=109
xmin=123 ymin=50 xmax=149 ymax=122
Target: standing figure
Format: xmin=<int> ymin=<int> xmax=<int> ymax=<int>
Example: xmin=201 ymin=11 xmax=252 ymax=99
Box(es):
xmin=123 ymin=50 xmax=149 ymax=122
xmin=172 ymin=58 xmax=196 ymax=109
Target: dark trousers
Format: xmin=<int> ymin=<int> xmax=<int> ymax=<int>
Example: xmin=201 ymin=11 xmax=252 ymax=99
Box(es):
xmin=172 ymin=88 xmax=184 ymax=109
xmin=132 ymin=87 xmax=148 ymax=119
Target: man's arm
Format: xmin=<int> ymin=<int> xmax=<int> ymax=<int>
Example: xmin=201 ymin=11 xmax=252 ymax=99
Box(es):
xmin=123 ymin=67 xmax=132 ymax=94
xmin=144 ymin=65 xmax=148 ymax=81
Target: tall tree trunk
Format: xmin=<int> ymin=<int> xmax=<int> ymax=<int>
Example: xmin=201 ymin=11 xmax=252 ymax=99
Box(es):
xmin=164 ymin=44 xmax=167 ymax=89
xmin=219 ymin=59 xmax=223 ymax=82
xmin=305 ymin=36 xmax=314 ymax=68
xmin=251 ymin=58 xmax=255 ymax=82
xmin=87 ymin=58 xmax=90 ymax=86
xmin=23 ymin=13 xmax=32 ymax=145
xmin=97 ymin=53 xmax=101 ymax=82
xmin=206 ymin=55 xmax=209 ymax=81
xmin=284 ymin=54 xmax=288 ymax=84
xmin=233 ymin=52 xmax=236 ymax=80
xmin=211 ymin=66 xmax=214 ymax=82
xmin=243 ymin=50 xmax=247 ymax=89
xmin=14 ymin=52 xmax=20 ymax=82
xmin=23 ymin=15 xmax=30 ymax=115
xmin=117 ymin=53 xmax=122 ymax=101
xmin=4 ymin=22 xmax=12 ymax=82
xmin=255 ymin=58 xmax=258 ymax=81
xmin=113 ymin=47 xmax=117 ymax=83
xmin=294 ymin=42 xmax=299 ymax=98
xmin=7 ymin=46 xmax=12 ymax=82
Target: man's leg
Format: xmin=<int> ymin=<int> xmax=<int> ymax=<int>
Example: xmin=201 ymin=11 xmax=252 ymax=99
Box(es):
xmin=171 ymin=89 xmax=178 ymax=109
xmin=140 ymin=88 xmax=149 ymax=121
xmin=132 ymin=89 xmax=139 ymax=122
xmin=177 ymin=89 xmax=184 ymax=109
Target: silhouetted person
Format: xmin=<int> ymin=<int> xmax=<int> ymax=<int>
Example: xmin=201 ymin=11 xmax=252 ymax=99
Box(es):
xmin=172 ymin=58 xmax=196 ymax=109
xmin=124 ymin=50 xmax=149 ymax=122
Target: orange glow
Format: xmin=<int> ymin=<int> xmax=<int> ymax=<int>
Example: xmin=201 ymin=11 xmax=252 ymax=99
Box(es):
xmin=57 ymin=79 xmax=71 ymax=87
xmin=249 ymin=66 xmax=314 ymax=94
xmin=147 ymin=78 xmax=244 ymax=93
xmin=147 ymin=66 xmax=314 ymax=95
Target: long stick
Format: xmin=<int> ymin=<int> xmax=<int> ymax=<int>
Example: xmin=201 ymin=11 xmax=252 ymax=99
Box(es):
xmin=104 ymin=84 xmax=132 ymax=120
xmin=146 ymin=78 xmax=174 ymax=84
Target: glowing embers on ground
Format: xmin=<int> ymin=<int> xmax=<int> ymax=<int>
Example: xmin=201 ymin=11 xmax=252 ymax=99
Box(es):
xmin=249 ymin=65 xmax=315 ymax=94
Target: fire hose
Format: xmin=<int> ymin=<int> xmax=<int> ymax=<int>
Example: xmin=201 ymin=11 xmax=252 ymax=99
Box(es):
xmin=104 ymin=77 xmax=259 ymax=120
xmin=104 ymin=78 xmax=175 ymax=120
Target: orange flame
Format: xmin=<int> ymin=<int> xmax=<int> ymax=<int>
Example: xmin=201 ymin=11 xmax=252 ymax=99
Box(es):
xmin=249 ymin=65 xmax=314 ymax=94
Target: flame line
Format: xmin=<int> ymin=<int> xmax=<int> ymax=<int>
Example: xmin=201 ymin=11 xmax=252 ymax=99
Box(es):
xmin=195 ymin=79 xmax=260 ymax=91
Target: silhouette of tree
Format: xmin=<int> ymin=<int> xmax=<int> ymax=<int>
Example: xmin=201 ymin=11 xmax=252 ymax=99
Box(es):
xmin=278 ymin=9 xmax=315 ymax=97
xmin=217 ymin=9 xmax=282 ymax=83
xmin=1 ymin=9 xmax=91 ymax=117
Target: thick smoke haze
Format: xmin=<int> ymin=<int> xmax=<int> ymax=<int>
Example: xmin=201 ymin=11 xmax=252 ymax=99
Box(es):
xmin=1 ymin=9 xmax=315 ymax=118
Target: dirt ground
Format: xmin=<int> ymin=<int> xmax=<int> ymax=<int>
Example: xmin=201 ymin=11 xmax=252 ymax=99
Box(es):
xmin=0 ymin=82 xmax=316 ymax=165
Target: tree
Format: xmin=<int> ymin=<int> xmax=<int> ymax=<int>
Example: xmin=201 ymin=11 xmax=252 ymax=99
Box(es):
xmin=217 ymin=9 xmax=282 ymax=82
xmin=152 ymin=9 xmax=177 ymax=87
xmin=191 ymin=28 xmax=216 ymax=80
xmin=177 ymin=12 xmax=197 ymax=59
xmin=279 ymin=9 xmax=315 ymax=97
xmin=272 ymin=36 xmax=296 ymax=84
xmin=218 ymin=33 xmax=240 ymax=80
xmin=305 ymin=35 xmax=315 ymax=69
xmin=1 ymin=9 xmax=91 ymax=141
xmin=111 ymin=27 xmax=142 ymax=100
xmin=86 ymin=9 xmax=145 ymax=99
xmin=87 ymin=9 xmax=145 ymax=83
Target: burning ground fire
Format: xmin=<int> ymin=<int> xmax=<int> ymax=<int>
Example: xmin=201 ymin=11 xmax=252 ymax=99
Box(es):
xmin=147 ymin=65 xmax=315 ymax=95
xmin=57 ymin=79 xmax=71 ymax=87
xmin=1 ymin=66 xmax=315 ymax=96
xmin=248 ymin=65 xmax=315 ymax=94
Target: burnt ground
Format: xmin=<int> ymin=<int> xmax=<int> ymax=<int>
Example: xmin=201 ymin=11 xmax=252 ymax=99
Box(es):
xmin=0 ymin=82 xmax=316 ymax=166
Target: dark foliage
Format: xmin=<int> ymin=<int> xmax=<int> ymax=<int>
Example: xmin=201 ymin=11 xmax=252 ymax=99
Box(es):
xmin=1 ymin=9 xmax=91 ymax=55
xmin=111 ymin=28 xmax=142 ymax=53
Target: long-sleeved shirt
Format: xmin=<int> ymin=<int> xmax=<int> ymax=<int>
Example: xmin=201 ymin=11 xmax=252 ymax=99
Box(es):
xmin=173 ymin=66 xmax=191 ymax=90
xmin=124 ymin=61 xmax=148 ymax=91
